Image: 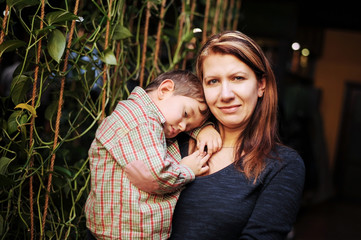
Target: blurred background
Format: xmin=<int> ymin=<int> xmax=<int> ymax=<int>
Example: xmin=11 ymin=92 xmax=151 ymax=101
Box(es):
xmin=238 ymin=0 xmax=361 ymax=239
xmin=0 ymin=0 xmax=360 ymax=239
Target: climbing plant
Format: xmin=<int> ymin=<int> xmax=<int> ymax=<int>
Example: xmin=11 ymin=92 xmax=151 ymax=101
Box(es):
xmin=0 ymin=0 xmax=241 ymax=239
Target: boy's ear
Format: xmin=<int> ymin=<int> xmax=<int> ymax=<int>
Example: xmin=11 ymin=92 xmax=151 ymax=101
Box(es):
xmin=157 ymin=79 xmax=175 ymax=99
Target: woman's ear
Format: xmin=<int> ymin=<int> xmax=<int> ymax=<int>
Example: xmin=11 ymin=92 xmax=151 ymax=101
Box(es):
xmin=157 ymin=79 xmax=175 ymax=99
xmin=258 ymin=77 xmax=266 ymax=97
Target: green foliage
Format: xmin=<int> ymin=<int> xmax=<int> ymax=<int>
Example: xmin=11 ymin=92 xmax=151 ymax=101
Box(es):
xmin=0 ymin=0 xmax=208 ymax=239
xmin=112 ymin=25 xmax=132 ymax=40
xmin=47 ymin=29 xmax=66 ymax=63
xmin=10 ymin=75 xmax=32 ymax=105
xmin=0 ymin=40 xmax=26 ymax=58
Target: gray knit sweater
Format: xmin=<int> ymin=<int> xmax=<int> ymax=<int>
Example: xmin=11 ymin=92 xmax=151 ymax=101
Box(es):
xmin=170 ymin=144 xmax=305 ymax=240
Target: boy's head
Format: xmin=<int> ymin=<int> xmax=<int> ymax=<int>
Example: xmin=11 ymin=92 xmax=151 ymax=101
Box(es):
xmin=146 ymin=70 xmax=209 ymax=138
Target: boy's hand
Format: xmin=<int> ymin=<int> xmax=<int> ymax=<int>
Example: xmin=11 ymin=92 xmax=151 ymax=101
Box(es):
xmin=196 ymin=125 xmax=222 ymax=154
xmin=180 ymin=150 xmax=210 ymax=176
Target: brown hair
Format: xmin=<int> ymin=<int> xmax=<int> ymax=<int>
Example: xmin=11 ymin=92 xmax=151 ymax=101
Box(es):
xmin=145 ymin=69 xmax=209 ymax=116
xmin=196 ymin=31 xmax=280 ymax=182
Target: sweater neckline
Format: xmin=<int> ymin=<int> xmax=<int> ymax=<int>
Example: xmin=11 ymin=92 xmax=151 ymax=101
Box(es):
xmin=196 ymin=162 xmax=235 ymax=180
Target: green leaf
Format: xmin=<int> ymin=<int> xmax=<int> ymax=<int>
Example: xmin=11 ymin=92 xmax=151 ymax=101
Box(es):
xmin=46 ymin=10 xmax=79 ymax=26
xmin=45 ymin=101 xmax=58 ymax=121
xmin=45 ymin=230 xmax=55 ymax=239
xmin=113 ymin=25 xmax=132 ymax=40
xmin=54 ymin=165 xmax=72 ymax=178
xmin=15 ymin=103 xmax=37 ymax=117
xmin=0 ymin=157 xmax=13 ymax=175
xmin=19 ymin=114 xmax=28 ymax=124
xmin=6 ymin=0 xmax=39 ymax=9
xmin=100 ymin=48 xmax=117 ymax=65
xmin=34 ymin=25 xmax=56 ymax=37
xmin=47 ymin=29 xmax=66 ymax=63
xmin=181 ymin=31 xmax=194 ymax=43
xmin=10 ymin=75 xmax=32 ymax=105
xmin=0 ymin=40 xmax=26 ymax=58
xmin=7 ymin=111 xmax=22 ymax=134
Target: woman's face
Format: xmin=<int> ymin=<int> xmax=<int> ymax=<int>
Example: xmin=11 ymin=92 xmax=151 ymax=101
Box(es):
xmin=202 ymin=53 xmax=265 ymax=130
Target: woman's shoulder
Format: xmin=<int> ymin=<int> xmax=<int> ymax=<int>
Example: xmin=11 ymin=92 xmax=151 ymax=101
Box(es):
xmin=257 ymin=144 xmax=305 ymax=188
xmin=267 ymin=144 xmax=305 ymax=174
xmin=275 ymin=144 xmax=303 ymax=160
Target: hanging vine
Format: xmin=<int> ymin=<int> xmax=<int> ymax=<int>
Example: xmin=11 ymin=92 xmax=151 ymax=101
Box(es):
xmin=0 ymin=5 xmax=9 ymax=45
xmin=154 ymin=0 xmax=167 ymax=74
xmin=139 ymin=1 xmax=151 ymax=87
xmin=40 ymin=0 xmax=81 ymax=238
xmin=212 ymin=0 xmax=221 ymax=34
xmin=0 ymin=1 xmax=242 ymax=239
xmin=28 ymin=0 xmax=45 ymax=238
xmin=202 ymin=0 xmax=211 ymax=43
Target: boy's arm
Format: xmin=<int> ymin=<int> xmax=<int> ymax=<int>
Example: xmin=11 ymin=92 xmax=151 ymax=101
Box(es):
xmin=187 ymin=121 xmax=213 ymax=139
xmin=195 ymin=124 xmax=222 ymax=154
xmin=120 ymin=123 xmax=195 ymax=194
xmin=188 ymin=122 xmax=222 ymax=154
xmin=125 ymin=145 xmax=211 ymax=194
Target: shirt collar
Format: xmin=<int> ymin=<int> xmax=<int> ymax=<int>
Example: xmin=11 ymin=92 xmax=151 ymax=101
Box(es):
xmin=128 ymin=86 xmax=166 ymax=124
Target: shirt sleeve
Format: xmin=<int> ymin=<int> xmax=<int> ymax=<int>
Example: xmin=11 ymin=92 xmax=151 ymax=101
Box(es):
xmin=240 ymin=151 xmax=305 ymax=240
xmin=114 ymin=123 xmax=195 ymax=194
xmin=187 ymin=121 xmax=215 ymax=139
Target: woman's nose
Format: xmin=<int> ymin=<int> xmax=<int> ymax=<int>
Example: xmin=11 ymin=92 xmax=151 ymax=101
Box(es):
xmin=221 ymin=81 xmax=235 ymax=101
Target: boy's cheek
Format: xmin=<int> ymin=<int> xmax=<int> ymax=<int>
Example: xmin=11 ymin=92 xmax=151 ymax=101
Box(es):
xmin=196 ymin=117 xmax=208 ymax=128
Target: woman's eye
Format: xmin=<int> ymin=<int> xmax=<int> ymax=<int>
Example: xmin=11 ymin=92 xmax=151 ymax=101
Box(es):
xmin=206 ymin=79 xmax=218 ymax=85
xmin=234 ymin=76 xmax=244 ymax=81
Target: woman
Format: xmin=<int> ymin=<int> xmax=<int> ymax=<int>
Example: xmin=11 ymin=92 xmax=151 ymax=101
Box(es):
xmin=170 ymin=31 xmax=305 ymax=239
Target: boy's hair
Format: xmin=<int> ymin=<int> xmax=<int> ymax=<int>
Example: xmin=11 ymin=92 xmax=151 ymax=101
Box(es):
xmin=145 ymin=69 xmax=209 ymax=117
xmin=145 ymin=70 xmax=204 ymax=101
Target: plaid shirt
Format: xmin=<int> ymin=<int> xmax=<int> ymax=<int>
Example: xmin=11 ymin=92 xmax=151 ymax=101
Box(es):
xmin=84 ymin=87 xmax=195 ymax=240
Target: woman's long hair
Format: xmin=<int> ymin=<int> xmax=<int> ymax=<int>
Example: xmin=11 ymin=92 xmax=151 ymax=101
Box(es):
xmin=196 ymin=31 xmax=280 ymax=182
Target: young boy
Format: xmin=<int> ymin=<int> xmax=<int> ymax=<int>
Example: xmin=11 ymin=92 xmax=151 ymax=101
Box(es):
xmin=85 ymin=70 xmax=221 ymax=239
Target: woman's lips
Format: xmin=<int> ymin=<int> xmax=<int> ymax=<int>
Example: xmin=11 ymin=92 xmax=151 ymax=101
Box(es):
xmin=218 ymin=105 xmax=240 ymax=114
